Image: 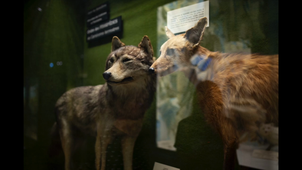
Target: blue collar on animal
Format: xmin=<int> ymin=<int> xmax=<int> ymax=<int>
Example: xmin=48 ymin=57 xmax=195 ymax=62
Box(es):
xmin=199 ymin=57 xmax=212 ymax=71
xmin=191 ymin=55 xmax=212 ymax=71
xmin=191 ymin=55 xmax=204 ymax=65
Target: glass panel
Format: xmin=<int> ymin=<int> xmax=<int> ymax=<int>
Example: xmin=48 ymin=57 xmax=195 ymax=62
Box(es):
xmin=156 ymin=0 xmax=278 ymax=169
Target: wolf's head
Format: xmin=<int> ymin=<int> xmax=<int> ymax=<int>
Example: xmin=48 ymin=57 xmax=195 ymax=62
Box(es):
xmin=150 ymin=17 xmax=210 ymax=77
xmin=103 ymin=36 xmax=155 ymax=87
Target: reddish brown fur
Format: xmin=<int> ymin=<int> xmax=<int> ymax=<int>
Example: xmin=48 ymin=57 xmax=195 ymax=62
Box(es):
xmin=194 ymin=50 xmax=278 ymax=169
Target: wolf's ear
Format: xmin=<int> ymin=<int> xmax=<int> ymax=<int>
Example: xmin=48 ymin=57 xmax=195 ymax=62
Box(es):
xmin=111 ymin=36 xmax=125 ymax=52
xmin=165 ymin=26 xmax=175 ymax=39
xmin=138 ymin=35 xmax=154 ymax=56
xmin=184 ymin=17 xmax=207 ymax=48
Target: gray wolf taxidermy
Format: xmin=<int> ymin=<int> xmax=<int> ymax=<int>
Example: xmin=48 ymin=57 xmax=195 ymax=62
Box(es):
xmin=52 ymin=35 xmax=156 ymax=170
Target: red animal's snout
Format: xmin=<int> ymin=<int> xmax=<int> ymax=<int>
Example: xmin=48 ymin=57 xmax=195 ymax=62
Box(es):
xmin=150 ymin=56 xmax=175 ymax=76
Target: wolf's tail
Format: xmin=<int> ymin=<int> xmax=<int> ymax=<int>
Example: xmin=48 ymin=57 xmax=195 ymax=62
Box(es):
xmin=48 ymin=122 xmax=63 ymax=158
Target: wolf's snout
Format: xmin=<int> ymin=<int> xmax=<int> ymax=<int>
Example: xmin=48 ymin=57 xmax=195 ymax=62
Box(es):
xmin=103 ymin=72 xmax=112 ymax=80
xmin=148 ymin=67 xmax=155 ymax=73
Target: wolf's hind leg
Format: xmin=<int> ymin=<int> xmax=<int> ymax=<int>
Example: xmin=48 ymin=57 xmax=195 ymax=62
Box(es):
xmin=58 ymin=119 xmax=77 ymax=170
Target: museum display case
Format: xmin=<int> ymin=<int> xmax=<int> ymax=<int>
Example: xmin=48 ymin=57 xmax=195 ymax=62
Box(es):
xmin=24 ymin=0 xmax=278 ymax=170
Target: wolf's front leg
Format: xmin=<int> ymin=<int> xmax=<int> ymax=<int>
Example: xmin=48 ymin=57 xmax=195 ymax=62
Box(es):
xmin=121 ymin=136 xmax=137 ymax=170
xmin=95 ymin=127 xmax=112 ymax=170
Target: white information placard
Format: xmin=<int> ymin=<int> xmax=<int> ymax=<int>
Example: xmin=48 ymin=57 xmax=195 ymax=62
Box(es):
xmin=167 ymin=1 xmax=209 ymax=34
xmin=252 ymin=149 xmax=278 ymax=161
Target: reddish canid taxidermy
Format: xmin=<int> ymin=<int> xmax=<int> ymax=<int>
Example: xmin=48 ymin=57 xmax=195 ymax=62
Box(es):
xmin=150 ymin=17 xmax=278 ymax=170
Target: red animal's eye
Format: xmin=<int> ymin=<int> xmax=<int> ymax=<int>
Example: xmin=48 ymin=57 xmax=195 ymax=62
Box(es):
xmin=166 ymin=48 xmax=175 ymax=56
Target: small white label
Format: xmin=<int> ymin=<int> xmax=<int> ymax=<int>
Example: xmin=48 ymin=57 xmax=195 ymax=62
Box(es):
xmin=153 ymin=162 xmax=180 ymax=170
xmin=236 ymin=143 xmax=278 ymax=170
xmin=252 ymin=149 xmax=278 ymax=161
xmin=167 ymin=1 xmax=209 ymax=34
xmin=157 ymin=140 xmax=177 ymax=151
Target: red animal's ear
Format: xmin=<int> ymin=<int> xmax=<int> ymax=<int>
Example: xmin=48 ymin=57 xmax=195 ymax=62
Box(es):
xmin=138 ymin=35 xmax=154 ymax=57
xmin=165 ymin=26 xmax=175 ymax=39
xmin=184 ymin=17 xmax=207 ymax=48
xmin=111 ymin=36 xmax=125 ymax=52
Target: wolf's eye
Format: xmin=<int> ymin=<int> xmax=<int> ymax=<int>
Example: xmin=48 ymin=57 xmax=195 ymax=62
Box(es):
xmin=109 ymin=58 xmax=114 ymax=63
xmin=122 ymin=58 xmax=132 ymax=63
